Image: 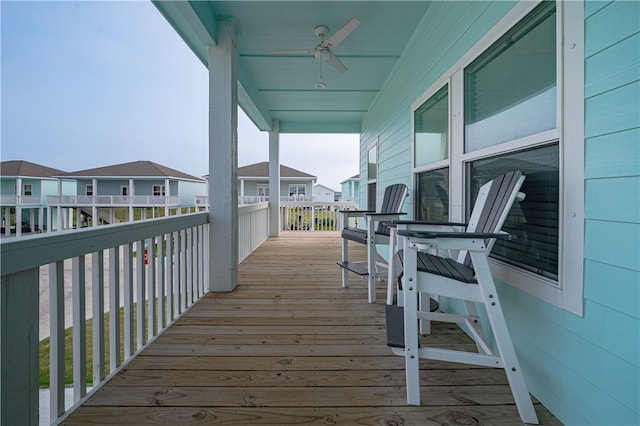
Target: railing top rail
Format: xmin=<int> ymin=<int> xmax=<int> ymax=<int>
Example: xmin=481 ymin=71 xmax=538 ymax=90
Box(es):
xmin=0 ymin=212 xmax=209 ymax=276
xmin=238 ymin=202 xmax=269 ymax=214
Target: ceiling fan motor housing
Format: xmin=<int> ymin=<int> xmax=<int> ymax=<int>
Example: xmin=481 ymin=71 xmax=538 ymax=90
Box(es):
xmin=314 ymin=25 xmax=329 ymax=39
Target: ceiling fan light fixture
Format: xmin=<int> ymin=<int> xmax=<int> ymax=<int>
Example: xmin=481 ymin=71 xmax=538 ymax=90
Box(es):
xmin=315 ymin=82 xmax=327 ymax=89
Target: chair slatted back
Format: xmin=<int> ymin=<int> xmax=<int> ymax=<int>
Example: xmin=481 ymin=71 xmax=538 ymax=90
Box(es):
xmin=459 ymin=171 xmax=525 ymax=266
xmin=377 ymin=184 xmax=408 ymax=235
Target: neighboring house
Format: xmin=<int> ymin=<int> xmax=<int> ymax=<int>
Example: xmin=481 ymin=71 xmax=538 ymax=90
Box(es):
xmin=48 ymin=161 xmax=206 ymax=230
xmin=312 ymin=184 xmax=336 ymax=202
xmin=340 ymin=174 xmax=359 ymax=203
xmin=237 ymin=162 xmax=316 ymax=203
xmin=0 ymin=160 xmax=75 ymax=237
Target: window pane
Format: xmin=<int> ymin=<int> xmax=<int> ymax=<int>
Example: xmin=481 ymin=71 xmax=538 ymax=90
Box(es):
xmin=368 ymin=146 xmax=377 ymax=181
xmin=416 ymin=167 xmax=449 ymax=221
xmin=468 ymin=144 xmax=559 ymax=279
xmin=465 ymin=2 xmax=556 ymax=152
xmin=415 ymin=85 xmax=448 ymax=167
xmin=367 ymin=182 xmax=377 ymax=211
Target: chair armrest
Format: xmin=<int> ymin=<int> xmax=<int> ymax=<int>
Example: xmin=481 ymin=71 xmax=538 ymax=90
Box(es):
xmin=365 ymin=212 xmax=407 ymax=221
xmin=339 ymin=210 xmax=374 ymax=217
xmin=393 ymin=220 xmax=468 ymax=227
xmin=398 ymin=230 xmax=514 ymax=240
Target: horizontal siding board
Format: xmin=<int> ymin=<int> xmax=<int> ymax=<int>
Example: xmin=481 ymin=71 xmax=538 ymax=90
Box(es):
xmin=585 ymin=33 xmax=640 ymax=99
xmin=585 ymin=128 xmax=640 ymax=179
xmin=584 ymin=1 xmax=640 ymax=57
xmin=602 ymin=308 xmax=640 ymax=366
xmin=584 ymin=1 xmax=612 ymax=19
xmin=584 ymin=81 xmax=640 ymax=138
xmin=585 ymin=176 xmax=640 ymax=223
xmin=585 ymin=220 xmax=640 ymax=271
xmin=584 ymin=259 xmax=640 ymax=317
xmin=561 ymin=358 xmax=639 ymax=425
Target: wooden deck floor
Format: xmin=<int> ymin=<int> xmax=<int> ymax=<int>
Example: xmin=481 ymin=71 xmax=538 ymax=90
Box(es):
xmin=64 ymin=232 xmax=560 ymax=425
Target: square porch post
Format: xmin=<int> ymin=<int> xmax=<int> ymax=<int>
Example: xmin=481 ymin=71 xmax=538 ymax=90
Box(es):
xmin=208 ymin=20 xmax=238 ymax=292
xmin=269 ymin=120 xmax=280 ymax=237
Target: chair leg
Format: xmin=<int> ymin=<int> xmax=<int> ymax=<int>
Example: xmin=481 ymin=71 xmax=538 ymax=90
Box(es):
xmin=403 ymin=241 xmax=421 ymax=405
xmin=386 ymin=228 xmax=397 ymax=305
xmin=341 ymin=237 xmax=349 ymax=288
xmin=472 ymin=253 xmax=538 ymax=424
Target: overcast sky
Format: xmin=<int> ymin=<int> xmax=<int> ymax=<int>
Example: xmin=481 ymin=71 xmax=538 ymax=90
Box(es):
xmin=1 ymin=1 xmax=360 ymax=191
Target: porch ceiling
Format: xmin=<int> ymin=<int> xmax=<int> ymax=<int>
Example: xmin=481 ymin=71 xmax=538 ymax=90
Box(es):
xmin=152 ymin=1 xmax=432 ymax=133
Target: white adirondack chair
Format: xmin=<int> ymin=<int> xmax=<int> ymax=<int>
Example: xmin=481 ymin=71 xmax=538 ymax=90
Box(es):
xmin=385 ymin=170 xmax=539 ymax=424
xmin=337 ymin=183 xmax=407 ymax=303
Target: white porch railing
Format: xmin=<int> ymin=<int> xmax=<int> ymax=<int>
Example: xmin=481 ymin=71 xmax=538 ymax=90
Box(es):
xmin=238 ymin=202 xmax=269 ymax=262
xmin=0 ymin=195 xmax=43 ymax=206
xmin=0 ymin=204 xmax=270 ymax=426
xmin=46 ymin=195 xmax=181 ymax=207
xmin=280 ymin=201 xmax=359 ymax=231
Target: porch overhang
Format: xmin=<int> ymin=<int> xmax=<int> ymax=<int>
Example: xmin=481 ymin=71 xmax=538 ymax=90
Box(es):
xmin=152 ymin=1 xmax=432 ymax=134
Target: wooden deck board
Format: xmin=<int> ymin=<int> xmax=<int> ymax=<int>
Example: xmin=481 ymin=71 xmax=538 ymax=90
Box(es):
xmin=62 ymin=232 xmax=561 ymax=425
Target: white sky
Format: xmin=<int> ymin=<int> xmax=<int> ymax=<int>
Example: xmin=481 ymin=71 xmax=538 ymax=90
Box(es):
xmin=1 ymin=1 xmax=360 ymax=192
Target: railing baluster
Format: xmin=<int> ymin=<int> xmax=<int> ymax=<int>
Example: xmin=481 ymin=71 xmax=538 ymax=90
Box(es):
xmin=157 ymin=235 xmax=165 ymax=329
xmin=180 ymin=229 xmax=186 ymax=312
xmin=72 ymin=255 xmax=87 ymax=401
xmin=174 ymin=231 xmax=181 ymax=315
xmin=147 ymin=237 xmax=156 ymax=340
xmin=49 ymin=261 xmax=65 ymax=420
xmin=136 ymin=240 xmax=146 ymax=348
xmin=186 ymin=228 xmax=192 ymax=306
xmin=167 ymin=232 xmax=174 ymax=322
xmin=109 ymin=246 xmax=121 ymax=371
xmin=92 ymin=250 xmax=105 ymax=386
xmin=123 ymin=243 xmax=134 ymax=358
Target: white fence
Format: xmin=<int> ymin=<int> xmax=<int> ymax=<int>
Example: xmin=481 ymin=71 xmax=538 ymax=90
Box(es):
xmin=0 ymin=205 xmax=270 ymax=425
xmin=238 ymin=202 xmax=269 ymax=262
xmin=280 ymin=201 xmax=359 ymax=231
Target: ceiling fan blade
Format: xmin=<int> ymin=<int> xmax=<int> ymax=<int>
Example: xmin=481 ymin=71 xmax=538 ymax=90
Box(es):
xmin=325 ymin=18 xmax=360 ymax=49
xmin=325 ymin=51 xmax=348 ymax=73
xmin=267 ymin=49 xmax=315 ymax=55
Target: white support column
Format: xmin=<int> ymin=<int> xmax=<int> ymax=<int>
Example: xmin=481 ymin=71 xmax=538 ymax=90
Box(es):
xmin=240 ymin=179 xmax=245 ymax=197
xmin=4 ymin=207 xmax=10 ymax=237
xmin=208 ymin=20 xmax=238 ymax=292
xmin=16 ymin=178 xmax=23 ymax=237
xmin=57 ymin=178 xmax=63 ymax=231
xmin=129 ymin=178 xmax=134 ymax=222
xmin=269 ymin=120 xmax=280 ymax=237
xmin=165 ymin=178 xmax=170 ymax=217
xmin=92 ymin=178 xmax=98 ymax=227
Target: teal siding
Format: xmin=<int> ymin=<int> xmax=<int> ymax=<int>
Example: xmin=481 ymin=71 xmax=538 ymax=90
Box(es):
xmin=361 ymin=0 xmax=639 ymax=424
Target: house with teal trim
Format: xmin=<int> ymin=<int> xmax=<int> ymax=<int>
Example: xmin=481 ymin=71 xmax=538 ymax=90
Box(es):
xmin=47 ymin=160 xmax=206 ymax=230
xmin=0 ymin=160 xmax=75 ymax=237
xmin=153 ymin=1 xmax=639 ymax=424
xmin=340 ymin=174 xmax=359 ymax=203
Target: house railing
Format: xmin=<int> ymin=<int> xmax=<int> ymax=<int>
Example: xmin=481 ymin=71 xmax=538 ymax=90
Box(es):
xmin=0 ymin=194 xmax=44 ymax=206
xmin=280 ymin=201 xmax=359 ymax=231
xmin=46 ymin=195 xmax=181 ymax=207
xmin=238 ymin=202 xmax=269 ymax=262
xmin=0 ymin=204 xmax=269 ymax=426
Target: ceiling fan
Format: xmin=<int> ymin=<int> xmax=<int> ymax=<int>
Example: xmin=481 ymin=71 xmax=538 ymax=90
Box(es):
xmin=268 ymin=18 xmax=361 ymax=74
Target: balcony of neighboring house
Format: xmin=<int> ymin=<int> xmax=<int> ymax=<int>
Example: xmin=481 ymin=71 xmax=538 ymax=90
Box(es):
xmin=46 ymin=195 xmax=182 ymax=207
xmin=0 ymin=205 xmax=562 ymax=425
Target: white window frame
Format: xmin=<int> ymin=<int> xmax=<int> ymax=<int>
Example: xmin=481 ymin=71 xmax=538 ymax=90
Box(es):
xmin=288 ymin=184 xmax=306 ymax=196
xmin=257 ymin=184 xmax=269 ymax=197
xmin=153 ymin=185 xmax=166 ymax=197
xmin=85 ymin=184 xmax=93 ymax=196
xmin=23 ymin=184 xmax=33 ymax=196
xmin=410 ymin=0 xmax=584 ymax=316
